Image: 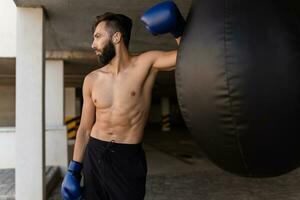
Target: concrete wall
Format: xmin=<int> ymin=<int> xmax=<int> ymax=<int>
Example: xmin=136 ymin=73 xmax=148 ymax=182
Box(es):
xmin=148 ymin=104 xmax=161 ymax=123
xmin=0 ymin=126 xmax=67 ymax=169
xmin=65 ymin=87 xmax=76 ymax=117
xmin=0 ymin=86 xmax=15 ymax=126
xmin=147 ymin=102 xmax=185 ymax=125
xmin=0 ymin=86 xmax=77 ymax=126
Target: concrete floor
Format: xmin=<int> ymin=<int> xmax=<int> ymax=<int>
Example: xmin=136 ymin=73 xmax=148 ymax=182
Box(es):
xmin=0 ymin=166 xmax=60 ymax=200
xmin=49 ymin=125 xmax=300 ymax=200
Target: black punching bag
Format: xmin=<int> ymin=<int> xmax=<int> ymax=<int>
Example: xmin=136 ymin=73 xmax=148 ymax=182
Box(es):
xmin=176 ymin=0 xmax=300 ymax=177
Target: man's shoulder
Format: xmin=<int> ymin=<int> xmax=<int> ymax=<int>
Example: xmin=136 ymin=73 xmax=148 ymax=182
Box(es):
xmin=83 ymin=67 xmax=102 ymax=84
xmin=85 ymin=66 xmax=107 ymax=79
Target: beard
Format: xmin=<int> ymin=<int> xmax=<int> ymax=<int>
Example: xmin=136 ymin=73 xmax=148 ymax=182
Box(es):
xmin=98 ymin=40 xmax=116 ymax=66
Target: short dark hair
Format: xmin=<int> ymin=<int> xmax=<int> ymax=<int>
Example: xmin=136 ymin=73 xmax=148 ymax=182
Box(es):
xmin=92 ymin=12 xmax=132 ymax=48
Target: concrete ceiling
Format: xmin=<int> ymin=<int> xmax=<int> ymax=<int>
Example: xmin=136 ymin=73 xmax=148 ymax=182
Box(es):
xmin=2 ymin=0 xmax=192 ymax=89
xmin=1 ymin=0 xmax=191 ymax=92
xmin=13 ymin=0 xmax=192 ymax=52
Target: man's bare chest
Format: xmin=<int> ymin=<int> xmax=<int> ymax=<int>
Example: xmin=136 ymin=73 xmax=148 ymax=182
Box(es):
xmin=91 ymin=72 xmax=144 ymax=109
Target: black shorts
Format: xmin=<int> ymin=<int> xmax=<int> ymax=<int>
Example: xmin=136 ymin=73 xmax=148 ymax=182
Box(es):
xmin=82 ymin=136 xmax=147 ymax=200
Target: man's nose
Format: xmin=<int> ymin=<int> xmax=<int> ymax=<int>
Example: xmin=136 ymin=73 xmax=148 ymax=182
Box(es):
xmin=91 ymin=41 xmax=96 ymax=49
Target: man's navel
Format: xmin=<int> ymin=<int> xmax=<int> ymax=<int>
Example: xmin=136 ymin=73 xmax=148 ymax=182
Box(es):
xmin=130 ymin=91 xmax=136 ymax=96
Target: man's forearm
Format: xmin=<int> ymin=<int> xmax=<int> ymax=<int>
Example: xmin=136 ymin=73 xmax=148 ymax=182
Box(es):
xmin=72 ymin=129 xmax=91 ymax=163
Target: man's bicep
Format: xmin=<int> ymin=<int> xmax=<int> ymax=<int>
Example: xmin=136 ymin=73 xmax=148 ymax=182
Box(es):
xmin=78 ymin=76 xmax=95 ymax=133
xmin=151 ymin=50 xmax=177 ymax=71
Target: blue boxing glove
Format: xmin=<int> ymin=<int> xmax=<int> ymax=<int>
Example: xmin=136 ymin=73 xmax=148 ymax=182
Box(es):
xmin=61 ymin=160 xmax=83 ymax=200
xmin=141 ymin=0 xmax=185 ymax=38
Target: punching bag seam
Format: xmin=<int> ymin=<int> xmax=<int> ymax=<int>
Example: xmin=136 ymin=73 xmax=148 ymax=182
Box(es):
xmin=224 ymin=0 xmax=251 ymax=176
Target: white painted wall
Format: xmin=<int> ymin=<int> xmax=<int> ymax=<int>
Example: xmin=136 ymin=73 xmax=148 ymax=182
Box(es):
xmin=0 ymin=127 xmax=15 ymax=167
xmin=0 ymin=0 xmax=16 ymax=57
xmin=0 ymin=126 xmax=67 ymax=170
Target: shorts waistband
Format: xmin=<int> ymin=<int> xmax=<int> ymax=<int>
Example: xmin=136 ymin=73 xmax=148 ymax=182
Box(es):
xmin=88 ymin=136 xmax=143 ymax=153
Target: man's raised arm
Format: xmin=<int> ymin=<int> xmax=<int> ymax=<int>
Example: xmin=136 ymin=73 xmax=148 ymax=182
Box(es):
xmin=140 ymin=1 xmax=185 ymax=71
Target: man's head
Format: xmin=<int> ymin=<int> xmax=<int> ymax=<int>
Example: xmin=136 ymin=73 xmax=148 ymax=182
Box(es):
xmin=91 ymin=12 xmax=132 ymax=65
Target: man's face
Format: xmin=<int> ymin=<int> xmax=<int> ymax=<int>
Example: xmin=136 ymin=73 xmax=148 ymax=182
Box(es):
xmin=91 ymin=22 xmax=116 ymax=65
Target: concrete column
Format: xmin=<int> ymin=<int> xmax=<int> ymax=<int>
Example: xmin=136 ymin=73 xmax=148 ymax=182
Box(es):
xmin=161 ymin=97 xmax=171 ymax=132
xmin=46 ymin=60 xmax=64 ymax=126
xmin=15 ymin=7 xmax=45 ymax=200
xmin=45 ymin=60 xmax=68 ymax=172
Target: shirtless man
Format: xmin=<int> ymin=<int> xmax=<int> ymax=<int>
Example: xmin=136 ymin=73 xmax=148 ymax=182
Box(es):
xmin=61 ymin=1 xmax=185 ymax=200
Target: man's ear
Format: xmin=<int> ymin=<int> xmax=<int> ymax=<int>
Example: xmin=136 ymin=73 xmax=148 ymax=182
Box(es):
xmin=112 ymin=32 xmax=122 ymax=44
